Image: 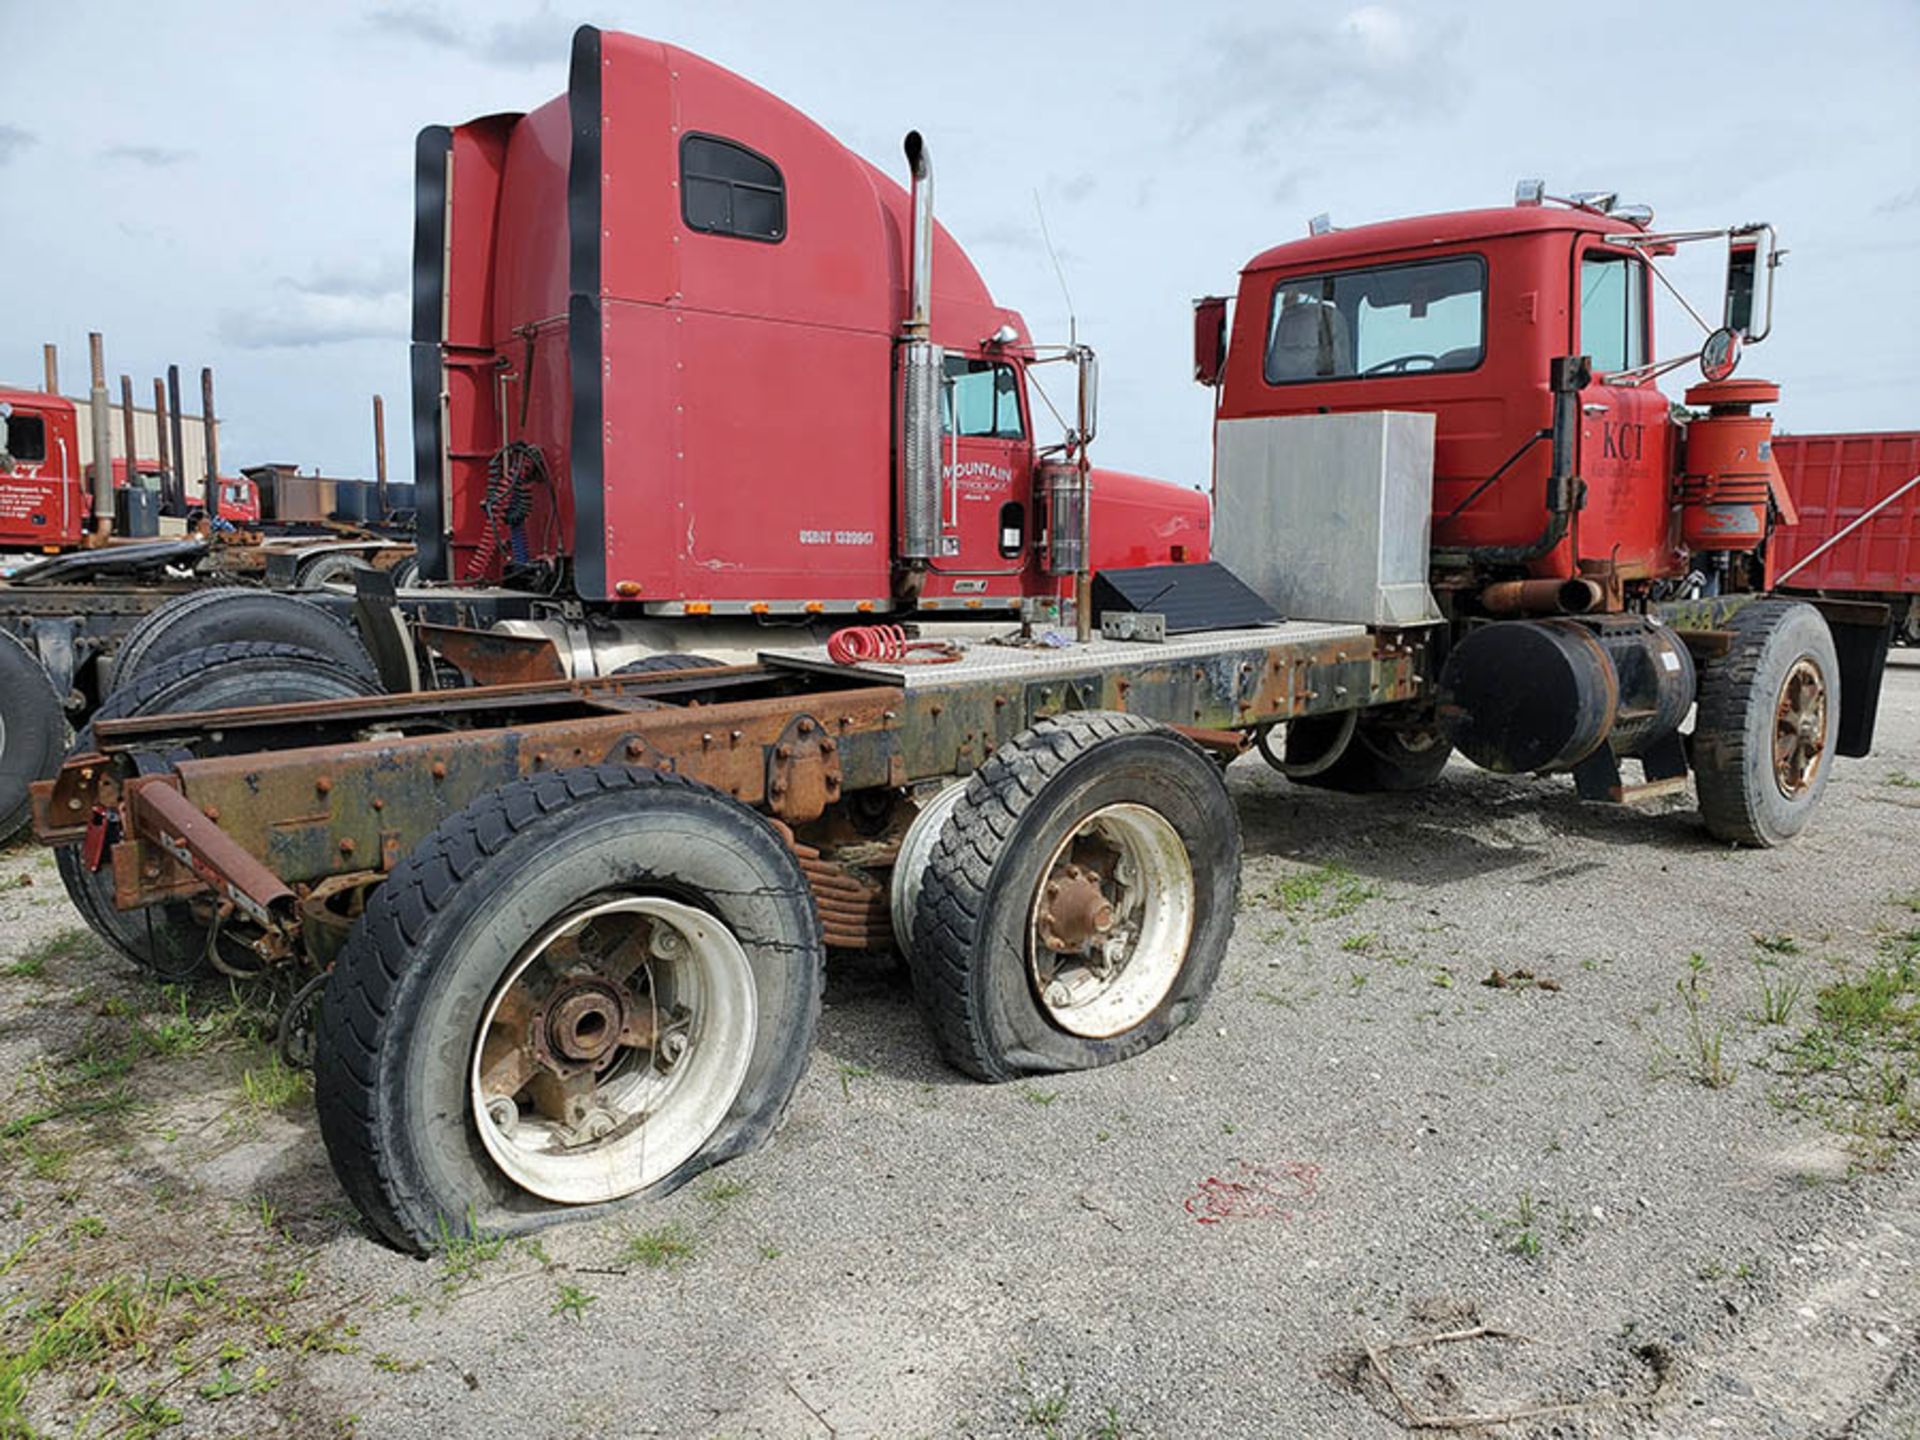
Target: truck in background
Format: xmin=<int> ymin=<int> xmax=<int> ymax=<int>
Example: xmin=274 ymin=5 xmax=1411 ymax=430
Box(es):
xmin=1771 ymin=431 xmax=1920 ymax=646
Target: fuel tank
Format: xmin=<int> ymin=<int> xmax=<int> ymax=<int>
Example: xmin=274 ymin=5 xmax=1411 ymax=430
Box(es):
xmin=1437 ymin=615 xmax=1694 ymax=774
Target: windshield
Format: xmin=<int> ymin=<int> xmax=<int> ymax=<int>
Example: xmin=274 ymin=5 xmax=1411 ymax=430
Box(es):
xmin=1265 ymin=256 xmax=1486 ymax=383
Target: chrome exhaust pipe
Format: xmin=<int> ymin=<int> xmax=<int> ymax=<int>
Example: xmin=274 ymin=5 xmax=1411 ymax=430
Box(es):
xmin=898 ymin=130 xmax=942 ymax=563
xmin=903 ymin=131 xmax=933 ymax=338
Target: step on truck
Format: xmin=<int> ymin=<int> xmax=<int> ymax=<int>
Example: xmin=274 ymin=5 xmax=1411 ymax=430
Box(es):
xmin=31 ymin=30 xmax=1888 ymax=1251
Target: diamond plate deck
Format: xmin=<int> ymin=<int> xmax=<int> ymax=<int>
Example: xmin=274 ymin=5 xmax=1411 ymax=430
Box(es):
xmin=762 ymin=621 xmax=1371 ymax=690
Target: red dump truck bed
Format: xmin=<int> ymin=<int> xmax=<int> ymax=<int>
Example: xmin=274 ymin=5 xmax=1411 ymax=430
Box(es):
xmin=1772 ymin=431 xmax=1920 ymax=640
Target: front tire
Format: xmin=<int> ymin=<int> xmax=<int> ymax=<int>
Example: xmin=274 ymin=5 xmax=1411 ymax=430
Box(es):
xmin=909 ymin=712 xmax=1240 ymax=1082
xmin=1693 ymin=598 xmax=1839 ymax=847
xmin=312 ymin=765 xmax=824 ymax=1252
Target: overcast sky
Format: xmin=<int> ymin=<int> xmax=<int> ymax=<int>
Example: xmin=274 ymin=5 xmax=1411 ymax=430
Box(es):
xmin=5 ymin=1 xmax=1916 ymax=488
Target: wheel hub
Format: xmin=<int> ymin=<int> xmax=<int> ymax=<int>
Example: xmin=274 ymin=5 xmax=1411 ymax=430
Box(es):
xmin=541 ymin=982 xmax=631 ymax=1069
xmin=1772 ymin=658 xmax=1828 ymax=799
xmin=1026 ymin=804 xmax=1196 ymax=1039
xmin=470 ymin=896 xmax=759 ymax=1206
xmin=1037 ymin=863 xmax=1116 ymax=953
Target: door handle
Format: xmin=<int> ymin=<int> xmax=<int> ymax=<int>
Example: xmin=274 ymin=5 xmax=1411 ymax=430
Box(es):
xmin=1581 ymin=403 xmax=1610 ymax=416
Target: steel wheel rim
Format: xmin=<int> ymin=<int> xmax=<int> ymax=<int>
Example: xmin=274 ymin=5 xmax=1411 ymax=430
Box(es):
xmin=1027 ymin=802 xmax=1195 ymax=1038
xmin=470 ymin=895 xmax=757 ymax=1205
xmin=1772 ymin=657 xmax=1828 ymax=800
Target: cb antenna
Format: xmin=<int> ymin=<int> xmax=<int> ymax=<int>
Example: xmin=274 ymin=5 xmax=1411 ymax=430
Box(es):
xmin=1034 ymin=189 xmax=1076 ymax=346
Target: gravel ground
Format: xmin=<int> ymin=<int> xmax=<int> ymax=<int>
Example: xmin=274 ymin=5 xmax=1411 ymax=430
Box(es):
xmin=2 ymin=658 xmax=1917 ymax=1439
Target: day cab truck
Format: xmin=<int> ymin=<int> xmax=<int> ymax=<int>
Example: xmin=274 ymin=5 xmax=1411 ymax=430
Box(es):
xmin=28 ymin=30 xmax=1888 ymax=1253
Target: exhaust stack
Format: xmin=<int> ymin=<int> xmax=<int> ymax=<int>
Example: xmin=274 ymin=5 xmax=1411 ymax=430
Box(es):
xmin=86 ymin=334 xmax=114 ymax=536
xmin=42 ymin=344 xmax=58 ymax=395
xmin=903 ymin=131 xmax=933 ymax=339
xmin=200 ymin=368 xmax=220 ymax=511
xmin=152 ymin=377 xmax=172 ymax=509
xmin=373 ymin=394 xmax=389 ymax=520
xmin=897 ymin=130 xmax=943 ymax=564
xmin=166 ymin=366 xmax=188 ymax=518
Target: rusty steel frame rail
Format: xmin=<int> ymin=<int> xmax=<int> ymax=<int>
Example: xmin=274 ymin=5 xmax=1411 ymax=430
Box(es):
xmin=33 ymin=630 xmax=1426 ymax=935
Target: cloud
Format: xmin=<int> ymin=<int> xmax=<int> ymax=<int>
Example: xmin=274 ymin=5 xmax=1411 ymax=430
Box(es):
xmin=101 ymin=143 xmax=195 ymax=168
xmin=365 ymin=3 xmax=575 ymax=69
xmin=0 ymin=126 xmax=35 ymax=166
xmin=1177 ymin=5 xmax=1465 ymax=154
xmin=218 ymin=267 xmax=407 ymax=349
xmin=1875 ymin=186 xmax=1920 ymax=215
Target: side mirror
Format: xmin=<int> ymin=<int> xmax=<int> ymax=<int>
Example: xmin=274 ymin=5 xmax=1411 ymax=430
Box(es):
xmin=1725 ymin=225 xmax=1777 ymax=342
xmin=1192 ymin=296 xmax=1229 ymax=386
xmin=1699 ymin=326 xmax=1742 ymax=383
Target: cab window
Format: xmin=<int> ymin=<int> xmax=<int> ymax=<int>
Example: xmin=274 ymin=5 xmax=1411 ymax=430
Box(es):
xmin=680 ymin=134 xmax=785 ymax=243
xmin=1265 ymin=256 xmax=1486 ymax=383
xmin=1579 ymin=253 xmax=1647 ymax=374
xmin=942 ymin=357 xmax=1024 ymax=439
xmin=0 ymin=412 xmax=47 ymax=464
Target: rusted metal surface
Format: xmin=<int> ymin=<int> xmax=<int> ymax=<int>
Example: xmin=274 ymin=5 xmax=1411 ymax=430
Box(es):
xmin=33 ymin=627 xmax=1427 ymax=946
xmin=125 ymin=777 xmax=297 ymax=930
xmin=790 ymin=839 xmax=892 ymax=952
xmin=766 ymin=713 xmax=843 ymax=825
xmin=418 ymin=623 xmax=567 ymax=685
xmin=1171 ymin=725 xmax=1253 ymax=758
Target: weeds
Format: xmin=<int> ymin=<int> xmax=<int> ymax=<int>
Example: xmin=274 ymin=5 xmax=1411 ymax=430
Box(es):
xmin=240 ymin=1057 xmax=310 ymax=1112
xmin=699 ymin=1177 xmax=750 ymax=1210
xmin=1754 ymin=961 xmax=1804 ymax=1026
xmin=1754 ymin=933 xmax=1802 ymax=956
xmin=620 ymin=1224 xmax=695 ymax=1271
xmin=1473 ymin=1192 xmax=1545 ymax=1261
xmin=3 ymin=926 xmax=103 ymax=979
xmin=836 ymin=1060 xmax=874 ymax=1100
xmin=1678 ymin=956 xmax=1735 ymax=1089
xmin=435 ymin=1215 xmax=508 ymax=1289
xmin=1265 ymin=863 xmax=1380 ymax=922
xmin=551 ymin=1284 xmax=597 ymax=1324
xmin=1018 ymin=1085 xmax=1059 ymax=1107
xmin=1884 ymin=770 xmax=1920 ymax=790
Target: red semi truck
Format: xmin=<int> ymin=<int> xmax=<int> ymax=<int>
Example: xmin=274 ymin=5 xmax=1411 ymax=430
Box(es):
xmin=1771 ymin=431 xmax=1920 ymax=644
xmin=0 ymin=385 xmax=260 ymax=544
xmin=409 ymin=38 xmax=1207 ymax=623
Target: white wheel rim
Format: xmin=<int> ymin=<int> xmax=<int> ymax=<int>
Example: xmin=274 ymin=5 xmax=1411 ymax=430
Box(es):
xmin=469 ymin=895 xmax=757 ymax=1205
xmin=1027 ymin=802 xmax=1195 ymax=1038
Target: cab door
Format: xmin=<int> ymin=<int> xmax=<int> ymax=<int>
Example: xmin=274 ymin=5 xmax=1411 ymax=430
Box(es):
xmin=1573 ymin=242 xmax=1672 ymax=575
xmin=927 ymin=353 xmax=1033 ymax=577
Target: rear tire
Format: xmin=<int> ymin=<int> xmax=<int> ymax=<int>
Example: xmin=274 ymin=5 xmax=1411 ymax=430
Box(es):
xmin=296 ymin=553 xmax=375 ymax=590
xmin=909 ymin=712 xmax=1239 ymax=1082
xmin=1279 ymin=710 xmax=1453 ymax=793
xmin=109 ymin=588 xmax=376 ymax=692
xmin=1693 ymin=598 xmax=1838 ymax=847
xmin=57 ymin=641 xmax=382 ymax=978
xmin=312 ymin=765 xmax=824 ymax=1253
xmin=0 ymin=629 xmax=68 ymax=842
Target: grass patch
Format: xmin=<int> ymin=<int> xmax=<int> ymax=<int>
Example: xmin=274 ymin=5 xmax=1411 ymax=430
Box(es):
xmin=239 ymin=1057 xmax=310 ymax=1112
xmin=1884 ymin=770 xmax=1920 ymax=790
xmin=836 ymin=1060 xmax=874 ymax=1100
xmin=1767 ymin=904 xmax=1920 ymax=1161
xmin=1753 ymin=960 xmax=1804 ymax=1027
xmin=699 ymin=1176 xmax=750 ymax=1210
xmin=1678 ymin=955 xmax=1735 ymax=1090
xmin=3 ymin=926 xmax=103 ymax=978
xmin=551 ymin=1283 xmax=596 ymax=1324
xmin=620 ymin=1224 xmax=695 ymax=1271
xmin=1263 ymin=863 xmax=1380 ymax=922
